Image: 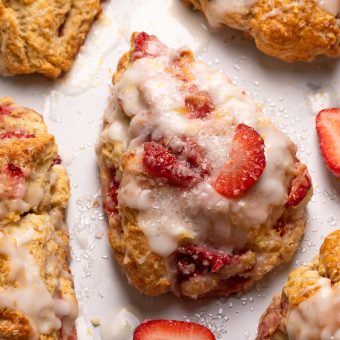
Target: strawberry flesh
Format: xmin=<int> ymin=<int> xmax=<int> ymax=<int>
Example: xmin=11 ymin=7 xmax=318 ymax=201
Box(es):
xmin=185 ymin=86 xmax=214 ymax=119
xmin=177 ymin=245 xmax=236 ymax=278
xmin=0 ymin=129 xmax=35 ymax=139
xmin=103 ymin=168 xmax=119 ymax=217
xmin=132 ymin=32 xmax=165 ymax=60
xmin=53 ymin=155 xmax=62 ymax=165
xmin=58 ymin=319 xmax=77 ymax=340
xmin=168 ymin=137 xmax=211 ymax=179
xmin=286 ymin=164 xmax=311 ymax=208
xmin=316 ymin=108 xmax=340 ymax=177
xmin=0 ymin=163 xmax=25 ymax=198
xmin=214 ymin=123 xmax=266 ymax=198
xmin=142 ymin=141 xmax=206 ymax=187
xmin=133 ymin=320 xmax=216 ymax=340
xmin=0 ymin=104 xmax=13 ymax=116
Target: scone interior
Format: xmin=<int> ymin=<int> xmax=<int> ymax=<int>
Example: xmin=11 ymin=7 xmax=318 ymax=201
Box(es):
xmin=257 ymin=229 xmax=340 ymax=340
xmin=183 ymin=0 xmax=340 ymax=62
xmin=97 ymin=32 xmax=312 ymax=298
xmin=0 ymin=97 xmax=78 ymax=339
xmin=0 ymin=0 xmax=102 ymax=78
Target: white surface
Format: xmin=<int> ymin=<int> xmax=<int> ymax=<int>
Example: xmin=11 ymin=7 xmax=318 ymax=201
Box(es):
xmin=0 ymin=0 xmax=340 ymax=339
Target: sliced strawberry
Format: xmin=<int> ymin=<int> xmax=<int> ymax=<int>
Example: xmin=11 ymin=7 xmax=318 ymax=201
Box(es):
xmin=177 ymin=245 xmax=236 ymax=277
xmin=185 ymin=85 xmax=214 ymax=119
xmin=132 ymin=32 xmax=165 ymax=60
xmin=0 ymin=163 xmax=25 ymax=198
xmin=0 ymin=104 xmax=13 ymax=115
xmin=142 ymin=141 xmax=203 ymax=187
xmin=214 ymin=123 xmax=266 ymax=198
xmin=0 ymin=129 xmax=35 ymax=139
xmin=286 ymin=164 xmax=311 ymax=207
xmin=103 ymin=168 xmax=119 ymax=217
xmin=316 ymin=108 xmax=340 ymax=177
xmin=133 ymin=320 xmax=215 ymax=340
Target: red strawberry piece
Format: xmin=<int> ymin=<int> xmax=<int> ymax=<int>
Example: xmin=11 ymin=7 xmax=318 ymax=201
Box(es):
xmin=316 ymin=108 xmax=340 ymax=177
xmin=169 ymin=137 xmax=211 ymax=179
xmin=132 ymin=32 xmax=165 ymax=60
xmin=0 ymin=129 xmax=35 ymax=139
xmin=185 ymin=85 xmax=214 ymax=119
xmin=58 ymin=319 xmax=77 ymax=340
xmin=0 ymin=163 xmax=25 ymax=198
xmin=53 ymin=155 xmax=62 ymax=165
xmin=133 ymin=320 xmax=216 ymax=340
xmin=286 ymin=164 xmax=311 ymax=208
xmin=0 ymin=104 xmax=13 ymax=116
xmin=143 ymin=141 xmax=203 ymax=187
xmin=103 ymin=168 xmax=119 ymax=217
xmin=177 ymin=245 xmax=236 ymax=276
xmin=214 ymin=123 xmax=266 ymax=198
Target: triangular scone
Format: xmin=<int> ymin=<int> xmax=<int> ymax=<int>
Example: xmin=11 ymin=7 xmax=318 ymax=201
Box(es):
xmin=257 ymin=230 xmax=340 ymax=340
xmin=0 ymin=0 xmax=101 ymax=78
xmin=183 ymin=0 xmax=340 ymax=62
xmin=0 ymin=98 xmax=78 ymax=339
xmin=97 ymin=32 xmax=312 ymax=298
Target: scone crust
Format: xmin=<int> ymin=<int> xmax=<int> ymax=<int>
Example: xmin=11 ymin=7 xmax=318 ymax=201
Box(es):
xmin=0 ymin=0 xmax=101 ymax=78
xmin=183 ymin=0 xmax=340 ymax=62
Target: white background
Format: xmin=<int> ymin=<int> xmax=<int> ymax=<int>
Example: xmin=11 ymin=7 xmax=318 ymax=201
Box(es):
xmin=1 ymin=0 xmax=339 ymax=339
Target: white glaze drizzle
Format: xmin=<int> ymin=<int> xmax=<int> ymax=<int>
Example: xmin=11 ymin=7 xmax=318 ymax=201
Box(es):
xmin=316 ymin=0 xmax=340 ymax=16
xmin=287 ymin=278 xmax=340 ymax=340
xmin=0 ymin=230 xmax=60 ymax=337
xmin=100 ymin=306 xmax=141 ymax=340
xmin=102 ymin=38 xmax=296 ymax=257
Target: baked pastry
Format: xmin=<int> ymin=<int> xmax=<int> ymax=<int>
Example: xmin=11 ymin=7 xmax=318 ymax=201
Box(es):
xmin=183 ymin=0 xmax=340 ymax=62
xmin=257 ymin=230 xmax=340 ymax=340
xmin=0 ymin=97 xmax=78 ymax=339
xmin=97 ymin=32 xmax=312 ymax=298
xmin=0 ymin=0 xmax=101 ymax=78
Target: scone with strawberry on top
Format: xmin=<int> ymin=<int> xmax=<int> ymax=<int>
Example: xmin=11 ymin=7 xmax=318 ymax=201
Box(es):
xmin=97 ymin=32 xmax=312 ymax=298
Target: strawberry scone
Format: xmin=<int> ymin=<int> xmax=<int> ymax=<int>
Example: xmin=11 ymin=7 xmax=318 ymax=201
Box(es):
xmin=0 ymin=0 xmax=102 ymax=78
xmin=0 ymin=97 xmax=78 ymax=339
xmin=97 ymin=32 xmax=312 ymax=298
xmin=183 ymin=0 xmax=340 ymax=62
xmin=257 ymin=230 xmax=340 ymax=340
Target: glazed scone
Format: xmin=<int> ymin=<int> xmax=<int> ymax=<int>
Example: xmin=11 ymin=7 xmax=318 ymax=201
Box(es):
xmin=257 ymin=230 xmax=340 ymax=340
xmin=183 ymin=0 xmax=340 ymax=62
xmin=97 ymin=32 xmax=312 ymax=298
xmin=0 ymin=0 xmax=101 ymax=78
xmin=0 ymin=98 xmax=78 ymax=339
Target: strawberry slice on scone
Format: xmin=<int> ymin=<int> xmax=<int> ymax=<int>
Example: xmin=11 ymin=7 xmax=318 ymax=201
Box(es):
xmin=133 ymin=320 xmax=216 ymax=340
xmin=316 ymin=108 xmax=340 ymax=177
xmin=214 ymin=123 xmax=266 ymax=198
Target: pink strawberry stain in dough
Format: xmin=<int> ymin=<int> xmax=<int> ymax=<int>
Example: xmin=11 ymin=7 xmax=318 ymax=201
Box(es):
xmin=0 ymin=104 xmax=13 ymax=116
xmin=0 ymin=130 xmax=35 ymax=139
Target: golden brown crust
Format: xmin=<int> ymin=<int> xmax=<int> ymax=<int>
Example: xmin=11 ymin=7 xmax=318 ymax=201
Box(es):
xmin=184 ymin=0 xmax=340 ymax=62
xmin=0 ymin=308 xmax=35 ymax=340
xmin=257 ymin=230 xmax=340 ymax=339
xmin=0 ymin=0 xmax=101 ymax=78
xmin=0 ymin=97 xmax=77 ymax=339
